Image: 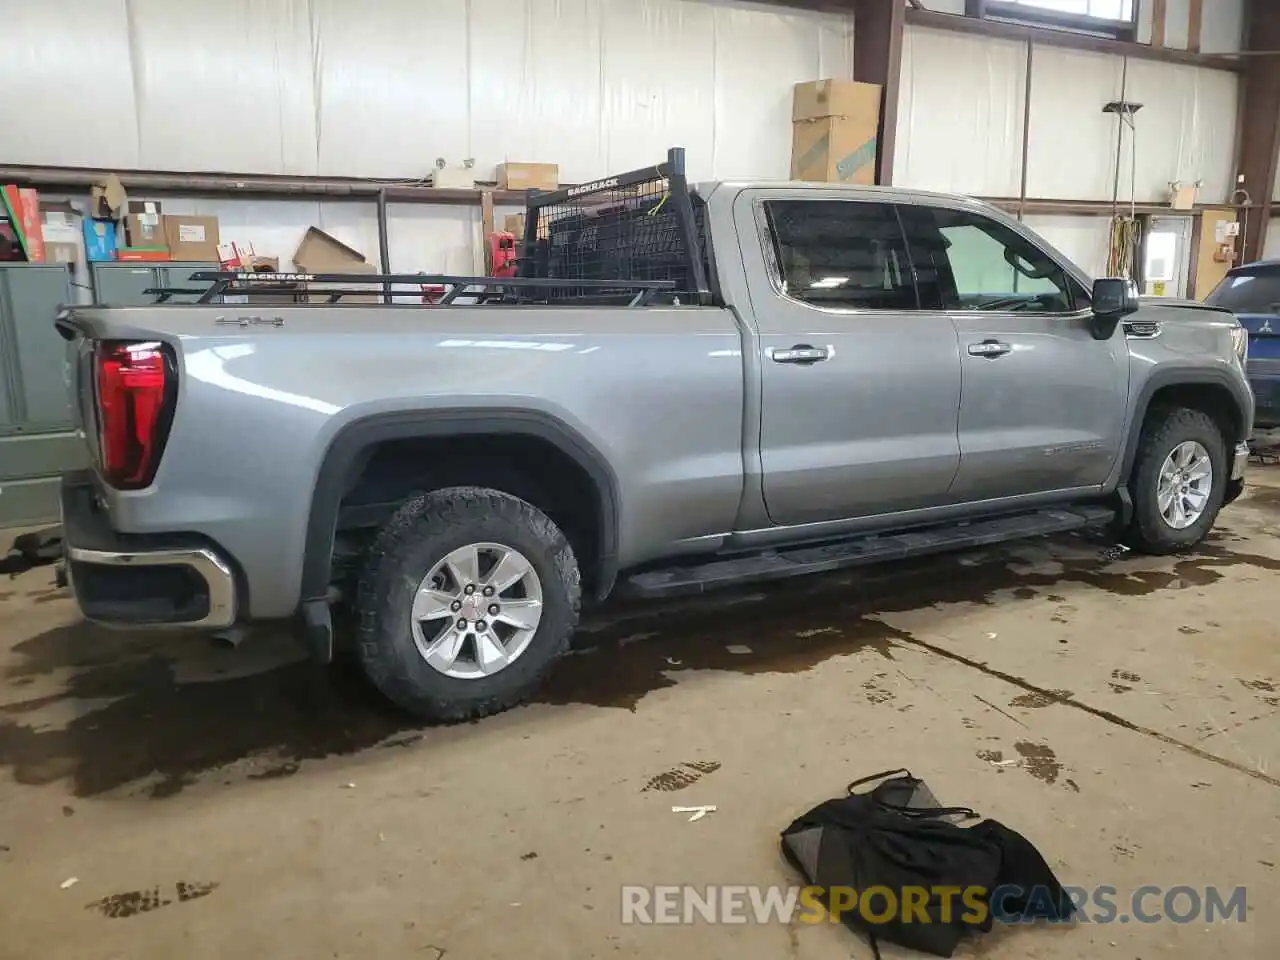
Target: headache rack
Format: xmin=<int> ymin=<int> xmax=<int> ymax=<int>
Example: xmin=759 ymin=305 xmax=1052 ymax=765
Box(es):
xmin=139 ymin=146 xmax=711 ymax=308
xmin=519 ymin=146 xmax=713 ymax=305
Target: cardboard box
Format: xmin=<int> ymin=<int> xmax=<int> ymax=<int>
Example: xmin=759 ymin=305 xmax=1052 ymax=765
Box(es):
xmin=124 ymin=210 xmax=166 ymax=248
xmin=162 ymin=214 xmax=220 ymax=261
xmin=1 ymin=185 xmax=45 ymax=261
xmin=430 ymin=165 xmax=477 ymax=189
xmin=497 ymin=162 xmax=559 ymax=192
xmin=502 ymin=212 xmax=550 ymax=240
xmin=790 ymin=80 xmax=882 ymax=185
xmin=293 ymin=227 xmax=379 ymax=303
xmin=90 ymin=174 xmax=127 ymax=220
xmin=83 ymin=219 xmax=118 ymax=262
xmin=45 ymin=242 xmax=79 ymax=265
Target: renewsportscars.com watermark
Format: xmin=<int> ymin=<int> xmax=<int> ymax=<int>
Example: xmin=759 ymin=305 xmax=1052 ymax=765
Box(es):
xmin=621 ymin=885 xmax=1247 ymax=926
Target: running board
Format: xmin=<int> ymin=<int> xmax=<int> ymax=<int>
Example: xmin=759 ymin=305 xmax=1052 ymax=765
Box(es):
xmin=620 ymin=505 xmax=1117 ymax=599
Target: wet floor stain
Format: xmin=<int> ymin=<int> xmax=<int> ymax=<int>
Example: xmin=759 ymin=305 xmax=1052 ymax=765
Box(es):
xmin=248 ymin=762 xmax=300 ymax=781
xmin=641 ymin=760 xmax=721 ymax=793
xmin=863 ymin=674 xmax=894 ymax=705
xmin=1009 ymin=689 xmax=1071 ymax=709
xmin=0 ymin=536 xmax=1277 ymax=798
xmin=86 ymin=881 xmax=217 ymax=919
xmin=1239 ymin=678 xmax=1276 ymax=693
xmin=1242 ymin=487 xmax=1280 ymax=512
xmin=1014 ymin=742 xmax=1061 ymax=784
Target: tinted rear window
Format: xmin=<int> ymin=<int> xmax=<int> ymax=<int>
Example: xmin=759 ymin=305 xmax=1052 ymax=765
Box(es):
xmin=1205 ymin=271 xmax=1280 ymax=314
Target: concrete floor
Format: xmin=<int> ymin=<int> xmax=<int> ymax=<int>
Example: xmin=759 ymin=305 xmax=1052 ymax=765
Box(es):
xmin=1 ymin=477 xmax=1279 ymax=960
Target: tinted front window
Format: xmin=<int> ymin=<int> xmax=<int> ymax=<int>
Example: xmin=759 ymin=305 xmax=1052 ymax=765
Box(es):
xmin=764 ymin=200 xmax=917 ymax=310
xmin=898 ymin=206 xmax=1076 ymax=313
xmin=1206 ymin=272 xmax=1280 ymax=315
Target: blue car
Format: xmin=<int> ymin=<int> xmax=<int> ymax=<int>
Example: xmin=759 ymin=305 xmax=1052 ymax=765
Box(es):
xmin=1205 ymin=260 xmax=1280 ymax=429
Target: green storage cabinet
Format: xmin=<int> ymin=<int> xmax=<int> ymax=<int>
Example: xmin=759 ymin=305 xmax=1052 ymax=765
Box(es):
xmin=90 ymin=261 xmax=219 ymax=305
xmin=0 ymin=263 xmax=88 ymax=528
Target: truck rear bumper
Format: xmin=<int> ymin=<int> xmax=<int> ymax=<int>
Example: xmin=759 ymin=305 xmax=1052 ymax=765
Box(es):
xmin=61 ymin=471 xmax=239 ymax=629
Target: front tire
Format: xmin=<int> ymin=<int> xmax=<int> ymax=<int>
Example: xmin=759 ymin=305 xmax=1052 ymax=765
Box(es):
xmin=356 ymin=487 xmax=581 ymax=721
xmin=1124 ymin=407 xmax=1226 ymax=554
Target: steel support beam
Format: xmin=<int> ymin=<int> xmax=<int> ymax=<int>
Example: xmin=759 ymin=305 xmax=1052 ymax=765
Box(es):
xmin=853 ymin=0 xmax=906 ymax=184
xmin=1238 ymin=0 xmax=1280 ymax=262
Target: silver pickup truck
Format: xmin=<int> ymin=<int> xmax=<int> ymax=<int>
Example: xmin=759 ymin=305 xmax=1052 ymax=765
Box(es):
xmin=57 ymin=149 xmax=1253 ymax=720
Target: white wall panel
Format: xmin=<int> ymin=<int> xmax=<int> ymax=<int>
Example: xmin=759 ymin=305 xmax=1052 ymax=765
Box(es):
xmin=1264 ymin=219 xmax=1280 ymax=262
xmin=0 ymin=0 xmax=141 ymax=168
xmin=128 ymin=0 xmax=318 ymax=174
xmin=1025 ymin=47 xmax=1125 ymax=201
xmin=599 ymin=0 xmax=715 ymax=177
xmin=1126 ymin=59 xmax=1238 ymax=203
xmin=2 ymin=0 xmax=850 ymax=183
xmin=469 ymin=0 xmax=605 ymax=183
xmin=893 ymin=26 xmax=1026 ymax=197
xmin=386 ymin=206 xmax=484 ymax=275
xmin=1022 ymin=214 xmax=1112 ymax=279
xmin=311 ymin=0 xmax=470 ymax=178
xmin=711 ymin=2 xmax=853 ymax=181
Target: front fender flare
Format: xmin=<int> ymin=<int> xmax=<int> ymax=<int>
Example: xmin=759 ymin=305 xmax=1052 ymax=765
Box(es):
xmin=1118 ymin=365 xmax=1253 ymax=481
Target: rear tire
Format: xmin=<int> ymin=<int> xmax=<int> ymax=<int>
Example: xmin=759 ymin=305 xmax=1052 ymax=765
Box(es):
xmin=1124 ymin=406 xmax=1226 ymax=555
xmin=356 ymin=486 xmax=580 ymax=721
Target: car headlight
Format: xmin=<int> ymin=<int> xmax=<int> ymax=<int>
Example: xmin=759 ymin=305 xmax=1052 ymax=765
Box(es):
xmin=1231 ymin=324 xmax=1248 ymax=364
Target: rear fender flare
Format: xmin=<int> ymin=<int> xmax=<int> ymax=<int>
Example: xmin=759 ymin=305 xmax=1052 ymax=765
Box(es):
xmin=300 ymin=408 xmax=621 ymax=604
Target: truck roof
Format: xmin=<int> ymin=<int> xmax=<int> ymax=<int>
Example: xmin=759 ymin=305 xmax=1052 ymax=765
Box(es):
xmin=691 ymin=179 xmax=1001 ymax=212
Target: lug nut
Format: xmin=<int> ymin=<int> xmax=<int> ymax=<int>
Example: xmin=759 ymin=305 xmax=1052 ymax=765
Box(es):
xmin=488 ymin=603 xmax=500 ymax=615
xmin=476 ymin=621 xmax=487 ymax=631
xmin=451 ymin=600 xmax=462 ymax=612
xmin=456 ymin=618 xmax=468 ymax=630
xmin=464 ymin=584 xmax=476 ymax=595
xmin=482 ymin=585 xmax=495 ymax=597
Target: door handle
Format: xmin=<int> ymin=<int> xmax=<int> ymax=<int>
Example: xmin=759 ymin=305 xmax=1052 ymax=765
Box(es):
xmin=967 ymin=339 xmax=1012 ymax=359
xmin=770 ymin=344 xmax=832 ymax=365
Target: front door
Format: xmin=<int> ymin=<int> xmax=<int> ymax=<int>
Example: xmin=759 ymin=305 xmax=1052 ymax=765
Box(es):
xmin=897 ymin=204 xmax=1129 ymax=502
xmin=738 ymin=192 xmax=963 ymax=526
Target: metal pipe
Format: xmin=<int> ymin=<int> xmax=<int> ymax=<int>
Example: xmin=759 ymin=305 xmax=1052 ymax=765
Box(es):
xmin=377 ymin=188 xmax=391 ymax=304
xmin=1017 ymin=40 xmax=1034 ymax=221
xmin=1111 ymin=56 xmax=1129 ymax=214
xmin=0 ymin=163 xmax=527 ymax=205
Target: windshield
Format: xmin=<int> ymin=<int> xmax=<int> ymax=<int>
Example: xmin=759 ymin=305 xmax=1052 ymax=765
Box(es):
xmin=1205 ymin=271 xmax=1280 ymax=315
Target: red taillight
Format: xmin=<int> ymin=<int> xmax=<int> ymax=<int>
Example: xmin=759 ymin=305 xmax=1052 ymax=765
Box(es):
xmin=94 ymin=341 xmax=174 ymax=490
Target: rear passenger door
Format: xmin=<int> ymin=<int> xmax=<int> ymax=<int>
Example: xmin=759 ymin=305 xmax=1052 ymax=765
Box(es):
xmin=897 ymin=203 xmax=1129 ymax=502
xmin=739 ymin=192 xmax=963 ymax=526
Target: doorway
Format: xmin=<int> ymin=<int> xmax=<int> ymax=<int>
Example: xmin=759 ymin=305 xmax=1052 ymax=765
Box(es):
xmin=1143 ymin=217 xmax=1193 ymax=298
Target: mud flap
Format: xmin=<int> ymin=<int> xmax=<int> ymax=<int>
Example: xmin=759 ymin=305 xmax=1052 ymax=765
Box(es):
xmin=296 ymin=598 xmax=335 ymax=664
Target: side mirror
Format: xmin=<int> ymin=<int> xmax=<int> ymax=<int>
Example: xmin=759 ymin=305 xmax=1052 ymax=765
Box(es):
xmin=1090 ymin=277 xmax=1138 ymax=340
